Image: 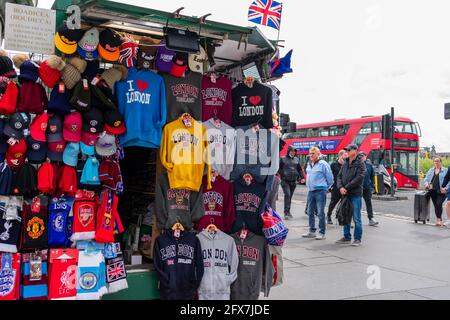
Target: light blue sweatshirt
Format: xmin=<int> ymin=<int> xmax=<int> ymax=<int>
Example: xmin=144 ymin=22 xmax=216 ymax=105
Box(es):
xmin=116 ymin=68 xmax=167 ymax=148
xmin=306 ymin=159 xmax=334 ymax=191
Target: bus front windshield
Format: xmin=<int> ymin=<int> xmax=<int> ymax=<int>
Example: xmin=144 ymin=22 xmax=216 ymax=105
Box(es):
xmin=394 ymin=122 xmax=418 ymax=135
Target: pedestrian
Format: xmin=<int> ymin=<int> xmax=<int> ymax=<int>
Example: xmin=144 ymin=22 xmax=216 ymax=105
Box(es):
xmin=335 ymin=144 xmax=366 ymax=246
xmin=441 ymin=165 xmax=450 ymax=228
xmin=279 ymin=146 xmax=305 ymax=220
xmin=360 ymin=152 xmax=379 ymax=227
xmin=327 ymin=149 xmax=348 ymax=224
xmin=304 ymin=145 xmax=322 ymax=216
xmin=302 ymin=147 xmax=334 ymax=240
xmin=424 ymin=157 xmax=448 ymax=227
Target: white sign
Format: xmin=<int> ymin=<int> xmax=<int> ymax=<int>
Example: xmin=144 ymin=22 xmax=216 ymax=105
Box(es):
xmin=4 ymin=3 xmax=56 ymax=55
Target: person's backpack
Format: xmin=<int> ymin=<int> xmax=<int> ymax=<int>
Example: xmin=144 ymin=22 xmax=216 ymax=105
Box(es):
xmin=336 ymin=196 xmax=354 ymax=226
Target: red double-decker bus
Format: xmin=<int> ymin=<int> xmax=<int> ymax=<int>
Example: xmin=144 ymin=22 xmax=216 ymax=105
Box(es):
xmin=281 ymin=115 xmax=421 ymax=189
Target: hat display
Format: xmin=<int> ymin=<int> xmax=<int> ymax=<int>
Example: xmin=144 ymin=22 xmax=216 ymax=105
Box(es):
xmin=61 ymin=64 xmax=81 ymax=90
xmin=95 ymin=133 xmax=117 ymax=157
xmin=30 ymin=112 xmax=49 ymax=142
xmin=170 ymin=52 xmax=189 ymax=78
xmin=18 ymin=60 xmax=40 ymax=84
xmin=47 ymin=140 xmax=67 ymax=162
xmin=82 ymin=108 xmax=103 ymax=134
xmin=98 ymin=29 xmax=122 ymax=62
xmin=17 ymin=82 xmax=48 ymax=114
xmin=188 ymin=45 xmax=209 ymax=74
xmin=80 ymin=141 xmax=95 ymax=156
xmin=47 ymin=85 xmax=72 ymax=115
xmin=54 ymin=23 xmax=83 ymax=55
xmin=63 ymin=142 xmax=80 ymax=167
xmin=119 ymin=36 xmax=139 ymax=68
xmin=104 ymin=108 xmax=126 ymax=135
xmin=6 ymin=139 xmax=27 ymax=168
xmin=63 ymin=112 xmax=82 ymax=143
xmin=137 ymin=44 xmax=159 ymax=70
xmin=81 ymin=131 xmax=100 ymax=147
xmin=80 ymin=156 xmax=101 ymax=185
xmin=26 ymin=135 xmax=47 ymax=164
xmin=70 ymin=81 xmax=91 ymax=112
xmin=0 ymin=79 xmax=18 ymax=115
xmin=155 ymin=42 xmax=176 ymax=73
xmin=100 ymin=65 xmax=128 ymax=90
xmin=46 ymin=114 xmax=64 ymax=143
xmin=4 ymin=112 xmax=31 ymax=140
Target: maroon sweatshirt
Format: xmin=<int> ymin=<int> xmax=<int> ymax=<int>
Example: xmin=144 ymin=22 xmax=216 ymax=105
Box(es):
xmin=201 ymin=75 xmax=233 ymax=125
xmin=195 ymin=175 xmax=236 ymax=233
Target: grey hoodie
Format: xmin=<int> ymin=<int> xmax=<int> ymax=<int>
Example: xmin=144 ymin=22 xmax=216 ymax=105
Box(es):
xmin=197 ymin=230 xmax=239 ymax=300
xmin=155 ymin=172 xmax=205 ymax=230
xmin=230 ymin=231 xmax=274 ymax=300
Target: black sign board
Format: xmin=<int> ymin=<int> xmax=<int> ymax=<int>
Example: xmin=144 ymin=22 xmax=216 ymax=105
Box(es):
xmin=445 ymin=103 xmax=450 ymax=120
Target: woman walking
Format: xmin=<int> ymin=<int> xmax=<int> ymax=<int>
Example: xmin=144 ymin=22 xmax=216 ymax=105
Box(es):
xmin=424 ymin=157 xmax=448 ymax=226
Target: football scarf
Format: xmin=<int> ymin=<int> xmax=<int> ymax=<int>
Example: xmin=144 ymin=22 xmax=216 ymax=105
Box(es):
xmin=0 ymin=252 xmax=21 ymax=300
xmin=95 ymin=191 xmax=124 ymax=243
xmin=71 ymin=190 xmax=98 ymax=242
xmin=0 ymin=197 xmax=23 ymax=253
xmin=48 ymin=248 xmax=78 ymax=300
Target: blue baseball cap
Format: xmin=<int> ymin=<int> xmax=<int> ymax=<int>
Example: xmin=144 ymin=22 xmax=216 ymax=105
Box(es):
xmin=78 ymin=46 xmax=99 ymax=61
xmin=26 ymin=135 xmax=47 ymax=164
xmin=344 ymin=144 xmax=359 ymax=151
xmin=80 ymin=156 xmax=100 ymax=185
xmin=80 ymin=141 xmax=95 ymax=156
xmin=47 ymin=85 xmax=71 ymax=115
xmin=63 ymin=142 xmax=80 ymax=167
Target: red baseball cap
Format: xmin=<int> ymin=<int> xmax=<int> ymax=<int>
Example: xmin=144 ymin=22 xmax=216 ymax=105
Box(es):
xmin=6 ymin=139 xmax=27 ymax=168
xmin=63 ymin=112 xmax=82 ymax=143
xmin=30 ymin=112 xmax=49 ymax=142
xmin=170 ymin=52 xmax=188 ymax=78
xmin=81 ymin=131 xmax=100 ymax=146
xmin=47 ymin=140 xmax=67 ymax=162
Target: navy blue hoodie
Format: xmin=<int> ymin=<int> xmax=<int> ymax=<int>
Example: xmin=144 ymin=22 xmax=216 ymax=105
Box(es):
xmin=153 ymin=231 xmax=204 ymax=300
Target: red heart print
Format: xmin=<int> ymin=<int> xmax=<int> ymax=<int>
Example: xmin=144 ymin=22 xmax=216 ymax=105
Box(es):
xmin=249 ymin=96 xmax=262 ymax=106
xmin=136 ymin=80 xmax=149 ymax=92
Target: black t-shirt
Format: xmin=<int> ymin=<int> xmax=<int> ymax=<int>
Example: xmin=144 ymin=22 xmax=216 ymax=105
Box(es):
xmin=432 ymin=172 xmax=441 ymax=191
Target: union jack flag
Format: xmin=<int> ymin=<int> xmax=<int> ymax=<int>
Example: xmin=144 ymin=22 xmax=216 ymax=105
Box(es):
xmin=248 ymin=0 xmax=283 ymax=30
xmin=106 ymin=259 xmax=126 ymax=283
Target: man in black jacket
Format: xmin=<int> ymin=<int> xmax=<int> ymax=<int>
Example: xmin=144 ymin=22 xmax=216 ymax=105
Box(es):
xmin=327 ymin=149 xmax=348 ymax=224
xmin=335 ymin=144 xmax=366 ymax=246
xmin=279 ymin=146 xmax=305 ymax=220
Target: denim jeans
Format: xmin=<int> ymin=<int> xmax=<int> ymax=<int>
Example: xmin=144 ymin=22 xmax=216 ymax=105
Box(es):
xmin=344 ymin=196 xmax=363 ymax=241
xmin=307 ymin=190 xmax=327 ymax=235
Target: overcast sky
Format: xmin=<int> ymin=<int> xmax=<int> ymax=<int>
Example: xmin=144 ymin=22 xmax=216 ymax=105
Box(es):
xmin=38 ymin=0 xmax=450 ymax=151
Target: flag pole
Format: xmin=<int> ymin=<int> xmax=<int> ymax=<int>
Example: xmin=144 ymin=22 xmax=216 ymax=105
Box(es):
xmin=277 ymin=2 xmax=283 ymax=43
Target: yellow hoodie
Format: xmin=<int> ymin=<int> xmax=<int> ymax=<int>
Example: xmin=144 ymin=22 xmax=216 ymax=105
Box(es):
xmin=160 ymin=116 xmax=211 ymax=192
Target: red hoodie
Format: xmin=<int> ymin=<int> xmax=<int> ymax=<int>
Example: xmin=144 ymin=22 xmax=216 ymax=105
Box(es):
xmin=195 ymin=175 xmax=235 ymax=233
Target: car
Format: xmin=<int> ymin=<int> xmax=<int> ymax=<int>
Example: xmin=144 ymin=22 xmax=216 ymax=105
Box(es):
xmin=374 ymin=165 xmax=398 ymax=195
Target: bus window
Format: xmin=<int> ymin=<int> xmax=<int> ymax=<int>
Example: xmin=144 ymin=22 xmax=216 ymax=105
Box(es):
xmin=394 ymin=122 xmax=418 ymax=134
xmin=299 ymin=129 xmax=307 ymax=138
xmin=372 ymin=122 xmax=381 ymax=133
xmin=359 ymin=123 xmax=372 ymax=135
xmin=329 ymin=126 xmax=338 ymax=136
xmin=320 ymin=127 xmax=330 ymax=137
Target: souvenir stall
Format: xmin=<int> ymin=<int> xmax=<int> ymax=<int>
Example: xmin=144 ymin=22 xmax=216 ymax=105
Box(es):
xmin=0 ymin=0 xmax=290 ymax=300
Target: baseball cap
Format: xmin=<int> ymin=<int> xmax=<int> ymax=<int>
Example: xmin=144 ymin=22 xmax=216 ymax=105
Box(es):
xmin=26 ymin=135 xmax=47 ymax=164
xmin=82 ymin=108 xmax=103 ymax=134
xmin=155 ymin=43 xmax=176 ymax=73
xmin=4 ymin=112 xmax=31 ymax=140
xmin=359 ymin=151 xmax=367 ymax=157
xmin=77 ymin=47 xmax=99 ymax=61
xmin=46 ymin=114 xmax=64 ymax=143
xmin=30 ymin=112 xmax=49 ymax=142
xmin=188 ymin=45 xmax=208 ymax=74
xmin=104 ymin=108 xmax=126 ymax=135
xmin=81 ymin=131 xmax=100 ymax=147
xmin=95 ymin=133 xmax=117 ymax=157
xmin=63 ymin=142 xmax=80 ymax=167
xmin=63 ymin=112 xmax=82 ymax=143
xmin=6 ymin=139 xmax=27 ymax=168
xmin=78 ymin=27 xmax=100 ymax=52
xmin=47 ymin=84 xmax=72 ymax=115
xmin=80 ymin=156 xmax=101 ymax=185
xmin=344 ymin=144 xmax=359 ymax=151
xmin=98 ymin=29 xmax=122 ymax=62
xmin=70 ymin=81 xmax=91 ymax=112
xmin=170 ymin=52 xmax=189 ymax=78
xmin=47 ymin=140 xmax=67 ymax=162
xmin=80 ymin=141 xmax=95 ymax=156
xmin=54 ymin=23 xmax=83 ymax=55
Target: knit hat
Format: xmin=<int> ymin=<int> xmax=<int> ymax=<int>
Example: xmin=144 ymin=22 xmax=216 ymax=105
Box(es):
xmin=6 ymin=139 xmax=27 ymax=168
xmin=104 ymin=108 xmax=126 ymax=135
xmin=54 ymin=23 xmax=84 ymax=55
xmin=0 ymin=51 xmax=17 ymax=79
xmin=38 ymin=55 xmax=65 ymax=88
xmin=0 ymin=162 xmax=13 ymax=196
xmin=17 ymin=82 xmax=48 ymax=114
xmin=47 ymin=140 xmax=67 ymax=162
xmin=80 ymin=142 xmax=95 ymax=156
xmin=12 ymin=53 xmax=29 ymax=70
xmin=37 ymin=162 xmax=54 ymax=194
xmin=95 ymin=133 xmax=117 ymax=157
xmin=30 ymin=112 xmax=49 ymax=142
xmin=0 ymin=79 xmax=18 ymax=115
xmin=82 ymin=108 xmax=103 ymax=134
xmin=80 ymin=156 xmax=100 ymax=185
xmin=155 ymin=43 xmax=176 ymax=73
xmin=4 ymin=112 xmax=31 ymax=140
xmin=47 ymin=84 xmax=72 ymax=115
xmin=101 ymin=65 xmax=128 ymax=90
xmin=82 ymin=60 xmax=100 ymax=82
xmin=46 ymin=114 xmax=64 ymax=143
xmin=18 ymin=60 xmax=40 ymax=84
xmin=91 ymin=84 xmax=116 ymax=110
xmin=98 ymin=29 xmax=122 ymax=62
xmin=26 ymin=135 xmax=47 ymax=164
xmin=137 ymin=42 xmax=159 ymax=70
xmin=61 ymin=64 xmax=81 ymax=90
xmin=59 ymin=165 xmax=78 ymax=194
xmin=68 ymin=57 xmax=88 ymax=74
xmin=70 ymin=81 xmax=91 ymax=112
xmin=63 ymin=142 xmax=80 ymax=167
xmin=63 ymin=112 xmax=82 ymax=143
xmin=11 ymin=163 xmax=37 ymax=197
xmin=119 ymin=36 xmax=139 ymax=68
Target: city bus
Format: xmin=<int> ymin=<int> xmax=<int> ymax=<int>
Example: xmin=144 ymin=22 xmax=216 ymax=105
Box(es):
xmin=281 ymin=116 xmax=421 ymax=189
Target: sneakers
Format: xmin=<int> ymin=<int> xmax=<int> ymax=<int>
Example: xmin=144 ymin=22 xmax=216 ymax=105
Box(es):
xmin=315 ymin=233 xmax=326 ymax=240
xmin=369 ymin=219 xmax=379 ymax=227
xmin=335 ymin=237 xmax=351 ymax=244
xmin=351 ymin=240 xmax=362 ymax=246
xmin=302 ymin=232 xmax=317 ymax=239
xmin=327 ymin=217 xmax=333 ymax=225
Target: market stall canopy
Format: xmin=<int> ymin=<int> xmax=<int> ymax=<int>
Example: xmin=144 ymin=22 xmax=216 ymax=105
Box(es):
xmin=51 ymin=0 xmax=277 ymax=70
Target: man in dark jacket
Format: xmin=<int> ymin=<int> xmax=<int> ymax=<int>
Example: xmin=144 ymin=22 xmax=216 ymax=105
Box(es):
xmin=279 ymin=146 xmax=305 ymax=220
xmin=360 ymin=152 xmax=379 ymax=227
xmin=327 ymin=149 xmax=348 ymax=224
xmin=335 ymin=144 xmax=366 ymax=246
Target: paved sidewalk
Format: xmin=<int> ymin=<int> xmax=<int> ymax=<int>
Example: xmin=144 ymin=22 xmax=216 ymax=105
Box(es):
xmin=264 ymin=200 xmax=450 ymax=300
